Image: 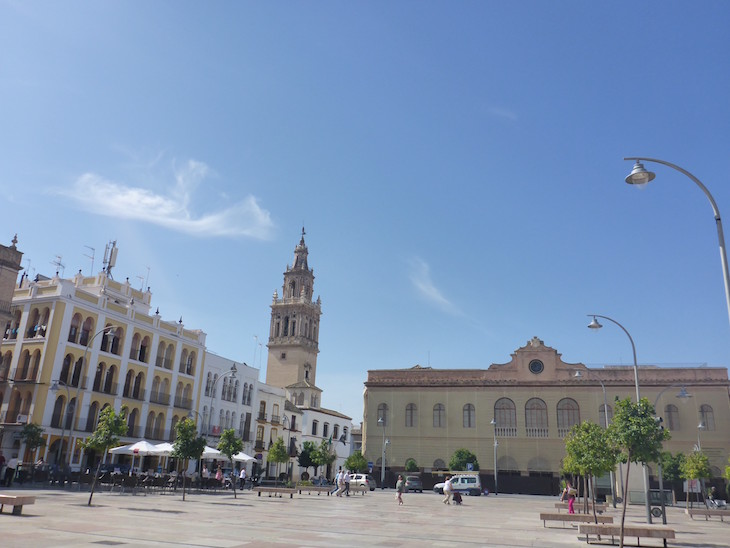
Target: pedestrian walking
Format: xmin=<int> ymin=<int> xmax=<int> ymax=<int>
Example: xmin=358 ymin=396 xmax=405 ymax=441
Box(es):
xmin=396 ymin=475 xmax=405 ymax=505
xmin=344 ymin=470 xmax=351 ymax=496
xmin=442 ymin=476 xmax=453 ymax=505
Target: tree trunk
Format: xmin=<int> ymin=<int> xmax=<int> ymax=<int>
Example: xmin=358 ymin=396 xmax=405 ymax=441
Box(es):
xmin=619 ymin=457 xmax=632 ymax=548
xmin=182 ymin=459 xmax=187 ymax=501
xmin=88 ymin=451 xmax=107 ymax=506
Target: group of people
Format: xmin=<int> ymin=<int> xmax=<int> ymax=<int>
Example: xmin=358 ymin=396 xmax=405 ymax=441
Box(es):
xmin=0 ymin=452 xmax=19 ymax=487
xmin=332 ymin=468 xmax=352 ymax=496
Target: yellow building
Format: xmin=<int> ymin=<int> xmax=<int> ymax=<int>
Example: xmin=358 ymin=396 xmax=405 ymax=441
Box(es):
xmin=363 ymin=337 xmax=730 ymax=494
xmin=0 ymin=250 xmax=206 ymax=471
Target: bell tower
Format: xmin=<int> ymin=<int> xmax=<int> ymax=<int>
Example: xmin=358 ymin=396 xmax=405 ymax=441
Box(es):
xmin=265 ymin=228 xmax=322 ymax=392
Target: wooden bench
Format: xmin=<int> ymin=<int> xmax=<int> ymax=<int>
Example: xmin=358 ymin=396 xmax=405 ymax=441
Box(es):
xmin=540 ymin=513 xmax=613 ymax=528
xmin=0 ymin=494 xmax=36 ymax=515
xmin=297 ymin=484 xmax=332 ymax=496
xmin=252 ymin=486 xmax=296 ymax=499
xmin=555 ymin=502 xmax=608 ymax=514
xmin=579 ymin=523 xmax=675 ymax=548
xmin=687 ymin=507 xmax=729 ymax=521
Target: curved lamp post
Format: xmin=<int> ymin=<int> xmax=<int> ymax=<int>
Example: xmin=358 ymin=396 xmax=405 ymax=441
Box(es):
xmin=377 ymin=416 xmax=388 ymax=489
xmin=587 ymin=314 xmax=652 ymax=523
xmin=653 ymin=385 xmax=691 ymax=524
xmin=490 ymin=418 xmax=498 ymax=495
xmin=206 ymin=363 xmax=238 ymax=436
xmin=624 ymin=157 xmax=730 ymax=329
xmin=573 ymin=370 xmax=617 ymax=507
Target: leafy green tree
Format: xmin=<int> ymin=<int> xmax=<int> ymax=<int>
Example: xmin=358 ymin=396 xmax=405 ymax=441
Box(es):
xmin=725 ymin=456 xmax=730 ymax=499
xmin=20 ymin=423 xmax=46 ymax=482
xmin=680 ymin=451 xmax=711 ymax=509
xmin=565 ymin=421 xmax=619 ymax=519
xmin=405 ymin=458 xmax=419 ymax=473
xmin=298 ymin=441 xmax=318 ymax=476
xmin=313 ymin=439 xmax=337 ymax=479
xmin=267 ymin=438 xmax=289 ymax=482
xmin=660 ymin=451 xmax=685 ymax=499
xmin=172 ymin=417 xmax=207 ymax=501
xmin=607 ymin=398 xmax=670 ymax=548
xmin=218 ymin=428 xmax=243 ymax=499
xmin=81 ymin=405 xmax=129 ymax=506
xmin=449 ymin=448 xmax=479 ymax=472
xmin=344 ymin=451 xmax=368 ymax=473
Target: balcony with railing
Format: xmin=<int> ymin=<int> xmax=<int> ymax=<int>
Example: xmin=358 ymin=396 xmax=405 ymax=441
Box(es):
xmin=173 ymin=396 xmax=193 ymax=410
xmin=92 ymin=382 xmax=118 ymax=396
xmin=257 ymin=412 xmax=267 ymax=422
xmin=495 ymin=426 xmax=517 ymax=437
xmin=270 ymin=414 xmax=280 ymax=425
xmin=125 ymin=388 xmax=146 ymax=402
xmin=526 ymin=427 xmax=549 ymax=438
xmin=254 ymin=440 xmax=265 ymax=451
xmin=149 ymin=392 xmax=171 ymax=405
xmin=9 ymin=368 xmax=40 ymax=383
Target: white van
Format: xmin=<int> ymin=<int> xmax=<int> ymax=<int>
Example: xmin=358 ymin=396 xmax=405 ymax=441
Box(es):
xmin=433 ymin=474 xmax=482 ymax=496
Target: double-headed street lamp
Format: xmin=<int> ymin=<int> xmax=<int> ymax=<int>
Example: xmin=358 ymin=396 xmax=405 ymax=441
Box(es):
xmin=377 ymin=416 xmax=389 ymax=489
xmin=51 ymin=324 xmax=117 ymax=470
xmin=587 ymin=314 xmax=652 ymax=523
xmin=624 ymin=157 xmax=730 ymax=329
xmin=206 ymin=363 xmax=237 ymax=437
xmin=490 ymin=418 xmax=498 ymax=495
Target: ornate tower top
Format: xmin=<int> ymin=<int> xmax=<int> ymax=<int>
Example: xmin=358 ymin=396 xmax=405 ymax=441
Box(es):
xmin=291 ymin=226 xmax=310 ymax=272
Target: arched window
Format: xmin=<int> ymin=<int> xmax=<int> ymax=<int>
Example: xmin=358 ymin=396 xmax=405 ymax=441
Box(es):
xmin=170 ymin=416 xmax=180 ymax=441
xmin=154 ymin=412 xmax=165 ymax=439
xmin=333 ymin=424 xmax=339 ymax=440
xmin=110 ymin=326 xmax=123 ymax=355
xmin=151 ymin=377 xmax=161 ymax=400
xmin=323 ymin=423 xmax=329 ymax=438
xmin=525 ymin=398 xmax=548 ymax=437
xmin=463 ymin=403 xmax=476 ymax=428
xmin=68 ymin=313 xmax=82 ymax=343
xmin=557 ymin=398 xmax=580 ymax=437
xmin=665 ymin=404 xmax=680 ymax=431
xmin=123 ymin=370 xmax=134 ymax=397
xmin=128 ymin=408 xmax=138 ymax=437
xmin=433 ymin=404 xmax=446 ymax=428
xmin=700 ymin=404 xmax=715 ymax=431
xmin=139 ymin=336 xmax=150 ymax=363
xmin=163 ymin=344 xmax=174 ymax=369
xmin=599 ymin=403 xmax=613 ymax=428
xmin=133 ymin=372 xmax=145 ymax=399
xmin=494 ymin=398 xmax=517 ymax=436
xmin=80 ymin=317 xmax=94 ymax=346
xmin=405 ymin=403 xmax=417 ymax=428
xmin=179 ymin=349 xmax=188 ymax=373
xmin=86 ymin=402 xmax=99 ymax=432
xmin=205 ymin=373 xmax=212 ymax=397
xmin=93 ymin=363 xmax=105 ymax=392
xmin=51 ymin=395 xmax=65 ymax=428
xmin=377 ymin=403 xmax=389 ymax=426
xmin=258 ymin=400 xmax=266 ymax=420
xmin=186 ymin=352 xmax=195 ymax=375
xmin=71 ymin=357 xmax=83 ymax=387
xmin=104 ymin=365 xmax=116 ymax=394
xmin=433 ymin=458 xmax=446 ymax=469
xmin=312 ymin=420 xmax=319 ymax=436
xmin=60 ymin=354 xmax=73 ymax=384
xmin=156 ymin=342 xmax=166 ymax=367
xmin=130 ymin=333 xmax=141 ymax=360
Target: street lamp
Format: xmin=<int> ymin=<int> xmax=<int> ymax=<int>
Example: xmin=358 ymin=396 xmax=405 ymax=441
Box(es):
xmin=206 ymin=363 xmax=238 ymax=437
xmin=587 ymin=314 xmax=652 ymax=523
xmin=624 ymin=157 xmax=730 ymax=329
xmin=490 ymin=418 xmax=498 ymax=495
xmin=574 ymin=370 xmax=618 ymax=507
xmin=377 ymin=416 xmax=388 ymax=489
xmin=282 ymin=414 xmax=292 ymax=480
xmin=696 ymin=422 xmax=705 ymax=452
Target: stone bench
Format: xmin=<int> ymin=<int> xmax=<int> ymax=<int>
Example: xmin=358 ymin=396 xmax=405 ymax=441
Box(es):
xmin=687 ymin=507 xmax=729 ymax=521
xmin=0 ymin=494 xmax=36 ymax=515
xmin=297 ymin=484 xmax=332 ymax=496
xmin=252 ymin=486 xmax=296 ymax=499
xmin=555 ymin=502 xmax=608 ymax=513
xmin=579 ymin=523 xmax=675 ymax=548
xmin=539 ymin=512 xmax=613 ymax=528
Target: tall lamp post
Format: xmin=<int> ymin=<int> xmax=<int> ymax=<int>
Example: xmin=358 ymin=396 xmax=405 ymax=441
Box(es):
xmin=377 ymin=416 xmax=388 ymax=489
xmin=587 ymin=314 xmax=652 ymax=523
xmin=624 ymin=157 xmax=730 ymax=329
xmin=206 ymin=363 xmax=237 ymax=437
xmin=282 ymin=415 xmax=292 ymax=480
xmin=490 ymin=418 xmax=498 ymax=495
xmin=573 ymin=370 xmax=618 ymax=507
xmin=653 ymin=385 xmax=691 ymax=524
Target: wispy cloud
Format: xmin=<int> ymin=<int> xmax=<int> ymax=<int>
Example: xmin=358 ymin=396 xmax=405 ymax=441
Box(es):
xmin=56 ymin=160 xmax=274 ymax=240
xmin=408 ymin=257 xmax=461 ymax=315
xmin=487 ymin=106 xmax=518 ymax=121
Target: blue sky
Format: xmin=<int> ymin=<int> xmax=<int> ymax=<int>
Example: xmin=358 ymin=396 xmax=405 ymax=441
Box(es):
xmin=2 ymin=1 xmax=730 ymax=424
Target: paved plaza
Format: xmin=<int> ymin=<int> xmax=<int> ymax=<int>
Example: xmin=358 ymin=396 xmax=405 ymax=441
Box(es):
xmin=0 ymin=486 xmax=728 ymax=547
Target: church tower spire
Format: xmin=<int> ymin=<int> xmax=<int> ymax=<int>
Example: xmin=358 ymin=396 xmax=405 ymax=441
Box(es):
xmin=265 ymin=228 xmax=322 ymax=393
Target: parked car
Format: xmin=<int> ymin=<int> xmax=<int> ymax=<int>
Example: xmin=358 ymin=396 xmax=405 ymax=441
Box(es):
xmin=432 ymin=474 xmax=482 ymax=496
xmin=405 ymin=475 xmax=423 ymax=493
xmin=350 ymin=473 xmax=376 ymax=491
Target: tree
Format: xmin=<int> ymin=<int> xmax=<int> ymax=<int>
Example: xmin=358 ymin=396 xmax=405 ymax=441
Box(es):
xmin=172 ymin=417 xmax=207 ymax=501
xmin=660 ymin=451 xmax=685 ymax=499
xmin=298 ymin=441 xmax=319 ymax=477
xmin=680 ymin=451 xmax=711 ymax=509
xmin=20 ymin=423 xmax=46 ymax=482
xmin=449 ymin=448 xmax=479 ymax=472
xmin=725 ymin=456 xmax=730 ymax=500
xmin=81 ymin=405 xmax=129 ymax=506
xmin=564 ymin=421 xmax=618 ymax=520
xmin=607 ymin=397 xmax=670 ymax=548
xmin=218 ymin=428 xmax=243 ymax=499
xmin=313 ymin=439 xmax=337 ymax=479
xmin=266 ymin=438 xmax=289 ymax=483
xmin=344 ymin=451 xmax=368 ymax=473
xmin=404 ymin=458 xmax=419 ymax=473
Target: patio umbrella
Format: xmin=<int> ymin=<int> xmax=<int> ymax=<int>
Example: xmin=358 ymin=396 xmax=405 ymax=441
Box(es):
xmin=201 ymin=446 xmax=221 ymax=458
xmin=230 ymin=451 xmax=255 ymax=462
xmin=151 ymin=442 xmax=175 ymax=456
xmin=109 ymin=440 xmax=158 ymax=455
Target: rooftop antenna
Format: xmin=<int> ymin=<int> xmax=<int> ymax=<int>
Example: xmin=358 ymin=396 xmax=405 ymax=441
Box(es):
xmin=83 ymin=246 xmax=95 ymax=275
xmin=51 ymin=255 xmax=66 ymax=277
xmin=24 ymin=258 xmax=35 ymax=280
xmin=102 ymin=240 xmax=118 ymax=279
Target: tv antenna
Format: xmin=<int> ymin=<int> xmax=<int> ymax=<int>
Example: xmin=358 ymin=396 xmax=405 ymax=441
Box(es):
xmin=136 ymin=266 xmax=151 ymax=291
xmin=83 ymin=246 xmax=95 ymax=275
xmin=102 ymin=240 xmax=118 ymax=279
xmin=51 ymin=255 xmax=66 ymax=277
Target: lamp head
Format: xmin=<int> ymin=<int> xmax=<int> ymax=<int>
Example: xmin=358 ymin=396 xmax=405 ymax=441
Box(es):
xmin=587 ymin=316 xmax=603 ymax=330
xmin=377 ymin=417 xmax=383 ymax=426
xmin=676 ymin=387 xmax=691 ymax=401
xmin=50 ymin=380 xmax=60 ymax=392
xmin=625 ymin=161 xmax=656 ymax=186
xmin=490 ymin=418 xmax=496 ymax=426
xmin=698 ymin=422 xmax=705 ymax=430
xmin=574 ymin=371 xmax=583 ymax=378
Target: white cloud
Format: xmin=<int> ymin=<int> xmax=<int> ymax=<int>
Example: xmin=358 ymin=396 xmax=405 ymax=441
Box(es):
xmin=408 ymin=257 xmax=461 ymax=315
xmin=57 ymin=160 xmax=275 ymax=240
